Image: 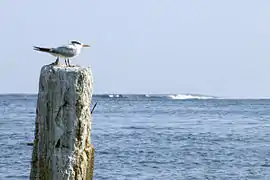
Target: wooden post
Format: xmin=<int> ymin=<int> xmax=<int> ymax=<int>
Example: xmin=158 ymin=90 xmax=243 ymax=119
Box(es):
xmin=30 ymin=64 xmax=94 ymax=180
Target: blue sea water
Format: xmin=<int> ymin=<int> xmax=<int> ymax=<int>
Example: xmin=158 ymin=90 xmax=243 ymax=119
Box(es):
xmin=1 ymin=94 xmax=270 ymax=179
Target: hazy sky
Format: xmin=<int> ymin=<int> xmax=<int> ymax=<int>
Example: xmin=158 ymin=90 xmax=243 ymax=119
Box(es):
xmin=0 ymin=1 xmax=269 ymax=98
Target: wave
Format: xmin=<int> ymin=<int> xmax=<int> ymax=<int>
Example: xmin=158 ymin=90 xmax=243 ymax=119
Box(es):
xmin=0 ymin=93 xmax=217 ymax=100
xmin=93 ymin=94 xmax=217 ymax=100
xmin=167 ymin=94 xmax=214 ymax=100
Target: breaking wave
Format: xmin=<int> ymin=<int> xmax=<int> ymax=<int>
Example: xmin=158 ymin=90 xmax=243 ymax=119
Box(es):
xmin=167 ymin=94 xmax=213 ymax=100
xmin=93 ymin=94 xmax=217 ymax=100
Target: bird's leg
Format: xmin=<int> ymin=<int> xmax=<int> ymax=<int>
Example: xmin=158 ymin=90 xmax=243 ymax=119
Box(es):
xmin=65 ymin=59 xmax=67 ymax=66
xmin=51 ymin=57 xmax=59 ymax=65
xmin=68 ymin=59 xmax=71 ymax=67
xmin=55 ymin=57 xmax=59 ymax=65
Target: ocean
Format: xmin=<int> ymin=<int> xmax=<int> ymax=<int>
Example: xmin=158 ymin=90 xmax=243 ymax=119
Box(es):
xmin=0 ymin=94 xmax=270 ymax=179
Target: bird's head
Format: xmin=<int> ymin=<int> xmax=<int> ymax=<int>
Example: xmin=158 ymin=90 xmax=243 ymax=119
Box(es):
xmin=70 ymin=40 xmax=91 ymax=48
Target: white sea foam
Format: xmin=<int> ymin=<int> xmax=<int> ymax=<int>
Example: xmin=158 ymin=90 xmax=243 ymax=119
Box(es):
xmin=102 ymin=94 xmax=216 ymax=100
xmin=108 ymin=94 xmax=120 ymax=98
xmin=167 ymin=94 xmax=214 ymax=100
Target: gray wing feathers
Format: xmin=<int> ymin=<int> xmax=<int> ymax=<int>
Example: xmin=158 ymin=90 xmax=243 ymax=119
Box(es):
xmin=51 ymin=46 xmax=76 ymax=57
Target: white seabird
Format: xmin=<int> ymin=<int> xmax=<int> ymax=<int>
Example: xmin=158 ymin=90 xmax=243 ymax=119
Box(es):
xmin=33 ymin=40 xmax=90 ymax=66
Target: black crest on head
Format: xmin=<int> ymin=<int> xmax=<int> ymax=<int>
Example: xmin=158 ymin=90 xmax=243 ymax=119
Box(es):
xmin=71 ymin=41 xmax=82 ymax=45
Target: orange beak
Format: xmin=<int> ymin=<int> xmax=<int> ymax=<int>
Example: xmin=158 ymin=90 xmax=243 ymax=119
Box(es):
xmin=82 ymin=44 xmax=90 ymax=47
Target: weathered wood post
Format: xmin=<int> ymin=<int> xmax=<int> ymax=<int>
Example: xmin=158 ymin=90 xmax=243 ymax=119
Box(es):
xmin=30 ymin=64 xmax=94 ymax=180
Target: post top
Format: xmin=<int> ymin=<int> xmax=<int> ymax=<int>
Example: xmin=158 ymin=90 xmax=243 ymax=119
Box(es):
xmin=41 ymin=63 xmax=91 ymax=73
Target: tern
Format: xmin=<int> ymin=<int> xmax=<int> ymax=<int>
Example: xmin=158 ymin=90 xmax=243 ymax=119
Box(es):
xmin=33 ymin=40 xmax=90 ymax=66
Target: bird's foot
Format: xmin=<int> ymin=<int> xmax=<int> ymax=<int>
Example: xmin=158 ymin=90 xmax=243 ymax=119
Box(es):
xmin=66 ymin=63 xmax=76 ymax=67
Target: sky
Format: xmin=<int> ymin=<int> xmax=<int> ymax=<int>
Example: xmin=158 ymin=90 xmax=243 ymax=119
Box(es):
xmin=0 ymin=0 xmax=269 ymax=98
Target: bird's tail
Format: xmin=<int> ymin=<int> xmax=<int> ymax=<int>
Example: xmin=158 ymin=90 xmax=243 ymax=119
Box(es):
xmin=33 ymin=46 xmax=51 ymax=53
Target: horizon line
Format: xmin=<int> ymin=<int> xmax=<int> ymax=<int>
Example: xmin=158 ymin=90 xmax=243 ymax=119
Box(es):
xmin=1 ymin=93 xmax=270 ymax=99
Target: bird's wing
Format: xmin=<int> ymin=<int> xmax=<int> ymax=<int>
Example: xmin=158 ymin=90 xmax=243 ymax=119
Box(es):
xmin=33 ymin=46 xmax=52 ymax=52
xmin=51 ymin=45 xmax=76 ymax=57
